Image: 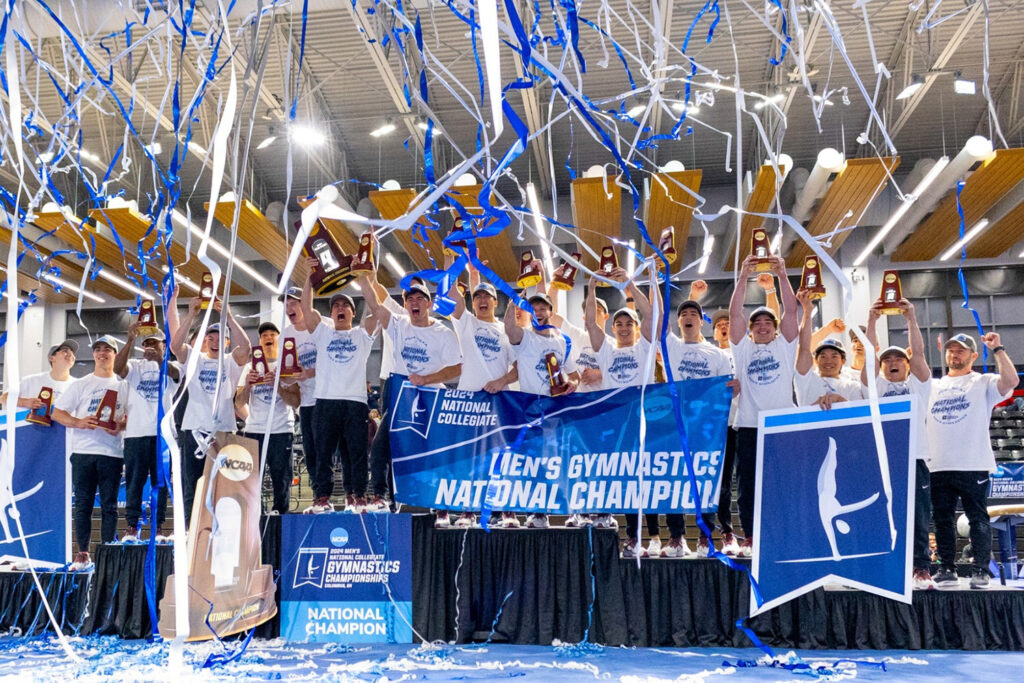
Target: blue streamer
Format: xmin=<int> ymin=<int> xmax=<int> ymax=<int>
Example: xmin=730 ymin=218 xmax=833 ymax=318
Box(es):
xmin=953 ymin=182 xmax=988 ymax=370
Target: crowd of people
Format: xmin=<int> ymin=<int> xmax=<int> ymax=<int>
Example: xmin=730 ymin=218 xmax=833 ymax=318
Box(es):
xmin=4 ymin=253 xmax=1016 ymax=589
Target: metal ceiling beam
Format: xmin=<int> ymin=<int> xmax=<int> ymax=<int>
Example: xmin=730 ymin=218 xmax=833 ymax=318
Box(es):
xmin=857 ymin=5 xmax=922 ymax=152
xmin=887 ymin=3 xmax=983 ymax=140
xmin=509 ymin=0 xmax=551 ymax=197
xmin=646 ymin=0 xmax=673 ymax=147
xmin=973 ymin=39 xmax=1024 ymax=139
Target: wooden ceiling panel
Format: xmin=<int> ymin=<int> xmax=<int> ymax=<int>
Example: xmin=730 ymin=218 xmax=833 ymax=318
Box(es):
xmin=893 ymin=149 xmax=1024 ymax=261
xmin=207 ymin=199 xmax=308 ymax=286
xmin=725 ymin=164 xmax=777 ymax=269
xmin=444 ymin=184 xmax=519 ymax=283
xmin=571 ymin=175 xmax=622 ymax=270
xmin=788 ymin=157 xmax=899 ymax=265
xmin=369 ymin=188 xmax=446 ymax=273
xmin=0 ymin=263 xmax=75 ymax=303
xmin=3 ymin=221 xmax=123 ymax=300
xmin=967 ymin=197 xmax=1024 ymax=258
xmin=297 ymin=195 xmax=393 ymax=287
xmin=644 ymin=170 xmax=703 ymax=260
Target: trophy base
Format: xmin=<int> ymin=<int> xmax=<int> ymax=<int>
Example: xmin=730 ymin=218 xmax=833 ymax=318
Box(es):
xmin=549 ymin=383 xmax=570 ymax=397
xmin=349 ymin=261 xmax=373 ymax=275
xmin=661 ymin=252 xmax=677 ymax=264
xmin=137 ymin=325 xmax=160 ymax=337
xmin=753 ymin=260 xmax=774 ymax=273
xmin=516 ymin=274 xmax=542 ymax=289
xmin=26 ymin=413 xmax=51 ymax=427
xmin=550 ymin=280 xmax=574 ymax=291
xmin=312 ymin=271 xmax=357 ymax=297
xmin=279 ymin=371 xmax=301 ymax=380
xmin=95 ymin=420 xmax=118 ymax=431
xmin=807 ymin=289 xmax=826 ymax=301
xmin=879 ymin=307 xmax=902 ymax=315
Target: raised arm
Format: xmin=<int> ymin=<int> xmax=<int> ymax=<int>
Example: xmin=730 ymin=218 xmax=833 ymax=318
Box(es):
xmin=165 ymin=285 xmax=180 ymax=346
xmin=773 ymin=256 xmax=798 ymax=342
xmin=863 ymin=300 xmax=883 ymax=384
xmin=170 ymin=296 xmax=200 ymax=362
xmin=504 ymin=298 xmax=524 ymax=345
xmin=358 ymin=267 xmax=392 ymax=329
xmin=901 ymin=299 xmax=930 ymax=382
xmin=444 ymin=251 xmax=467 ymax=320
xmin=584 ymin=275 xmax=605 ymax=352
xmin=756 ymin=272 xmax=780 ymax=319
xmin=625 ymin=268 xmax=655 ymax=342
xmin=300 ymin=257 xmax=324 ymax=331
xmin=795 ymin=288 xmax=815 ymax=375
xmin=812 ymin=317 xmax=846 ymax=350
xmin=981 ymin=332 xmax=1018 ymax=395
xmin=729 ymin=255 xmax=757 ymax=345
xmin=223 ymin=302 xmax=251 ymax=366
xmin=114 ymin=322 xmax=139 ymax=378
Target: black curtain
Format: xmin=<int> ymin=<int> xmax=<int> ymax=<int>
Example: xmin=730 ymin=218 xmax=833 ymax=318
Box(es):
xmin=0 ymin=571 xmax=90 ymax=636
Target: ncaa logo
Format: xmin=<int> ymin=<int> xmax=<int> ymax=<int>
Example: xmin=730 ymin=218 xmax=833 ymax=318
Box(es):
xmin=217 ymin=444 xmax=254 ymax=482
xmin=330 ymin=527 xmax=349 ymax=547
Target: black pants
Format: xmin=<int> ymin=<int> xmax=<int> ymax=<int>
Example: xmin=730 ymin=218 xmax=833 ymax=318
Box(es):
xmin=702 ymin=425 xmax=736 ymax=536
xmin=370 ymin=408 xmax=394 ymax=498
xmin=312 ymin=399 xmax=369 ymax=499
xmin=624 ymin=513 xmax=685 ymax=540
xmin=734 ymin=427 xmax=758 ymax=537
xmin=123 ymin=436 xmax=169 ymax=529
xmin=180 ymin=429 xmax=209 ymax=525
xmin=71 ymin=452 xmax=122 ymax=554
xmin=245 ymin=431 xmax=294 ymax=514
xmin=931 ymin=470 xmax=992 ymax=571
xmin=299 ymin=405 xmax=317 ymax=491
xmin=913 ymin=460 xmax=932 ymax=571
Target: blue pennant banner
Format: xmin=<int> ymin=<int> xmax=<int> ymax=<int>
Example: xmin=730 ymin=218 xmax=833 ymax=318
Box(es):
xmin=387 ymin=374 xmax=732 ymax=514
xmin=753 ymin=397 xmax=916 ymax=615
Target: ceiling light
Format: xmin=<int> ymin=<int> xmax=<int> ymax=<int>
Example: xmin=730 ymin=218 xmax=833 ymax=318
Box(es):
xmin=94 ymin=268 xmax=155 ymax=300
xmin=627 ymin=239 xmax=637 ymax=277
xmin=939 ymin=219 xmax=991 ymax=261
xmin=953 ymin=73 xmax=976 ymax=95
xmin=658 ymin=160 xmax=685 ymax=173
xmin=145 ymin=142 xmax=162 ymax=155
xmin=754 ymin=93 xmax=786 ymax=110
xmin=817 ymin=147 xmax=845 ymax=173
xmin=256 ymin=135 xmax=277 ymax=150
xmin=698 ymin=235 xmax=715 ymax=275
xmin=627 ymin=105 xmax=645 ymax=118
xmin=38 ymin=151 xmax=55 ymax=163
xmin=811 ymin=94 xmax=834 ymax=106
xmin=671 ymin=101 xmax=699 ymax=115
xmin=291 ymin=123 xmax=327 ymax=148
xmin=161 ymin=265 xmax=200 ymax=293
xmin=170 ymin=209 xmax=277 ymax=292
xmin=853 ymin=156 xmax=950 ymax=266
xmin=583 ymin=165 xmax=607 ymax=179
xmin=384 ymin=253 xmax=406 ymax=277
xmin=40 ymin=273 xmax=106 ymax=303
xmin=186 ymin=140 xmax=207 ymax=156
xmin=896 ymin=74 xmax=924 ymax=100
xmin=416 ymin=121 xmax=440 ymax=136
xmin=79 ymin=148 xmax=101 ymax=163
xmin=370 ymin=122 xmax=397 ymax=138
xmin=455 ymin=173 xmax=477 ymax=187
xmin=526 ymin=182 xmax=554 ymax=279
xmin=381 ymin=179 xmax=401 ymax=191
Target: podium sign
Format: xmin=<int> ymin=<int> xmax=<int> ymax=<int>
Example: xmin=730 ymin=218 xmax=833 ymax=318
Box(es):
xmin=281 ymin=513 xmax=412 ymax=643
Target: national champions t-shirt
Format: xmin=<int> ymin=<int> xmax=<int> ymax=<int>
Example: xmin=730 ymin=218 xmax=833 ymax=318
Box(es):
xmin=283 ymin=323 xmax=318 ymax=408
xmin=926 ymin=372 xmax=1010 ymax=473
xmin=453 ymin=312 xmax=513 ymax=392
xmin=180 ymin=346 xmax=246 ymax=433
xmin=238 ymin=359 xmax=296 ymax=433
xmin=123 ymin=358 xmax=181 ymax=439
xmin=513 ymin=328 xmax=579 ymax=396
xmin=386 ymin=314 xmax=461 ymax=388
xmin=876 ymin=375 xmax=932 ymax=462
xmin=310 ymin=321 xmax=376 ymax=403
xmin=596 ymin=337 xmax=655 ymax=389
xmin=54 ymin=373 xmax=126 ymax=458
xmin=730 ymin=334 xmax=798 ymax=428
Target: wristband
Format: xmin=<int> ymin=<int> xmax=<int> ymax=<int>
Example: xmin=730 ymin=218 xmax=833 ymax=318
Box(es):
xmin=992 ymin=345 xmax=1006 ymax=354
xmin=763 ymin=288 xmax=776 ymax=295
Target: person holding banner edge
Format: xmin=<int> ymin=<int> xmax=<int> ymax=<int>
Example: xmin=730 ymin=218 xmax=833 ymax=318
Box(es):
xmin=794 ymin=289 xmax=864 ymax=409
xmin=728 ymin=254 xmax=799 ymax=557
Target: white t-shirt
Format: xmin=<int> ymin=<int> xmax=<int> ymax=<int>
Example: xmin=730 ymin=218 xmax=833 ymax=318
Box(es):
xmin=376 ymin=297 xmax=406 ymax=381
xmin=926 ymin=372 xmax=1010 ymax=473
xmin=283 ymin=323 xmax=318 ymax=408
xmin=665 ymin=335 xmax=733 ymax=381
xmin=876 ymin=375 xmax=932 ymax=462
xmin=561 ymin=320 xmax=602 ymax=393
xmin=18 ymin=372 xmax=76 ymax=411
xmin=596 ymin=337 xmax=655 ymax=389
xmin=238 ymin=359 xmax=295 ymax=434
xmin=841 ymin=365 xmax=862 ymax=383
xmin=54 ymin=373 xmax=126 ymax=458
xmin=453 ymin=312 xmax=513 ymax=392
xmin=794 ymin=370 xmax=864 ymax=406
xmin=310 ymin=321 xmax=376 ymax=403
xmin=385 ymin=313 xmax=461 ymax=387
xmin=180 ymin=347 xmax=246 ymax=433
xmin=513 ymin=328 xmax=579 ymax=396
xmin=730 ymin=334 xmax=798 ymax=428
xmin=123 ymin=359 xmax=181 ymax=439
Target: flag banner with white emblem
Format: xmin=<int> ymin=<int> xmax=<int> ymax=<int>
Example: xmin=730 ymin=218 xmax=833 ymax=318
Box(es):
xmin=387 ymin=373 xmax=732 ymax=514
xmin=752 ymin=397 xmax=916 ymax=616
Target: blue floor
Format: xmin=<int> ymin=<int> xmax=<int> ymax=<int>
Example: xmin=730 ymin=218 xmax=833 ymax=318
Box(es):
xmin=0 ymin=638 xmax=1022 ymax=681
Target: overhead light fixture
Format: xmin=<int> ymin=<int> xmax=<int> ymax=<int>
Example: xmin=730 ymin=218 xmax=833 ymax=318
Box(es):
xmin=38 ymin=151 xmax=55 ymax=163
xmin=671 ymin=101 xmax=699 ymax=115
xmin=455 ymin=173 xmax=477 ymax=187
xmin=954 ymin=72 xmax=976 ymax=95
xmin=416 ymin=121 xmax=440 ymax=136
xmin=40 ymin=273 xmax=106 ymax=303
xmin=853 ymin=156 xmax=950 ymax=266
xmin=145 ymin=142 xmax=162 ymax=155
xmin=698 ymin=235 xmax=715 ymax=275
xmin=370 ymin=121 xmax=397 ymax=138
xmin=256 ymin=135 xmax=277 ymax=150
xmin=939 ymin=219 xmax=990 ymax=261
xmin=384 ymin=253 xmax=406 ymax=278
xmin=381 ymin=179 xmax=401 ymax=191
xmin=161 ymin=266 xmax=200 ymax=293
xmin=291 ymin=123 xmax=327 ymax=148
xmin=170 ymin=209 xmax=277 ymax=292
xmin=896 ymin=74 xmax=924 ymax=100
xmin=658 ymin=160 xmax=685 ymax=173
xmin=94 ymin=268 xmax=155 ymax=300
xmin=627 ymin=105 xmax=646 ymax=118
xmin=79 ymin=148 xmax=101 ymax=163
xmin=185 ymin=140 xmax=207 ymax=156
xmin=811 ymin=94 xmax=834 ymax=106
xmin=526 ymin=182 xmax=554 ymax=279
xmin=754 ymin=93 xmax=787 ymax=110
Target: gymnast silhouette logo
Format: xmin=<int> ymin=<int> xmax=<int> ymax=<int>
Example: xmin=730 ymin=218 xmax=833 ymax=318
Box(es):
xmin=0 ymin=438 xmax=47 ymax=546
xmin=293 ymin=547 xmax=328 ymax=589
xmin=391 ymin=382 xmax=440 ymax=439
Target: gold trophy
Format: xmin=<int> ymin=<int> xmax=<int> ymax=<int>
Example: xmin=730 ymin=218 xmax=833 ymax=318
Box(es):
xmin=659 ymin=227 xmax=677 ymax=263
xmin=136 ymin=299 xmax=159 ymax=336
xmin=516 ymin=250 xmax=542 ymax=288
xmin=546 ymin=352 xmax=570 ymax=397
xmin=801 ymin=256 xmax=826 ymax=300
xmin=751 ymin=229 xmax=773 ymax=273
xmin=350 ymin=232 xmax=375 ymax=274
xmin=596 ymin=245 xmax=618 ymax=287
xmin=199 ymin=272 xmax=214 ymax=310
xmin=551 ymin=252 xmax=582 ymax=291
xmin=251 ymin=348 xmax=271 ymax=384
xmin=26 ymin=387 xmax=53 ymax=426
xmin=279 ymin=338 xmax=300 ymax=378
xmin=301 ymin=219 xmax=355 ymax=295
xmin=95 ymin=389 xmax=118 ymax=430
xmin=879 ymin=270 xmax=903 ymax=315
xmin=444 ymin=216 xmax=469 ymax=255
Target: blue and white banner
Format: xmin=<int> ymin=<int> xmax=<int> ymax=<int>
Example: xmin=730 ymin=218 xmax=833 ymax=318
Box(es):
xmin=0 ymin=411 xmax=70 ymax=566
xmin=388 ymin=374 xmax=732 ymax=513
xmin=752 ymin=397 xmax=915 ymax=615
xmin=280 ymin=513 xmax=413 ymax=643
xmin=991 ymin=463 xmax=1024 ymax=502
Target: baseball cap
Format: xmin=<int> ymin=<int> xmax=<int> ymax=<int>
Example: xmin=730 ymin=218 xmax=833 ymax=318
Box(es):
xmin=849 ymin=325 xmax=867 ymax=341
xmin=879 ymin=345 xmax=909 ymax=361
xmin=944 ymin=333 xmax=977 ymax=353
xmin=329 ymin=293 xmax=356 ymax=310
xmin=404 ymin=282 xmax=432 ymax=300
xmin=141 ymin=331 xmax=166 ymax=344
xmin=613 ymin=307 xmax=639 ymax=323
xmin=676 ymin=300 xmax=703 ymax=317
xmin=47 ymin=339 xmax=79 ymax=357
xmin=528 ymin=292 xmax=553 ymax=308
xmin=92 ymin=335 xmax=120 ymax=352
xmin=711 ymin=309 xmax=729 ymax=327
xmin=814 ymin=337 xmax=846 ymax=357
xmin=205 ymin=323 xmax=222 ymax=335
xmin=748 ymin=306 xmax=778 ymax=325
xmin=278 ymin=286 xmax=302 ymax=302
xmin=472 ymin=282 xmax=497 ymax=298
xmin=258 ymin=322 xmax=280 ymax=335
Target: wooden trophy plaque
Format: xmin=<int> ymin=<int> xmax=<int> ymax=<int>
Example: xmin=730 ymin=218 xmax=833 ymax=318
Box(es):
xmin=95 ymin=389 xmax=119 ymax=431
xmin=137 ymin=299 xmax=159 ymax=336
xmin=596 ymin=245 xmax=618 ymax=287
xmin=301 ymin=219 xmax=355 ymax=295
xmin=26 ymin=387 xmax=53 ymax=426
xmin=546 ymin=352 xmax=570 ymax=396
xmin=516 ymin=250 xmax=542 ymax=289
xmin=199 ymin=272 xmax=214 ymax=310
xmin=659 ymin=227 xmax=677 ymax=263
xmin=751 ymin=229 xmax=773 ymax=273
xmin=879 ymin=270 xmax=903 ymax=315
xmin=444 ymin=216 xmax=469 ymax=255
xmin=279 ymin=338 xmax=300 ymax=378
xmin=551 ymin=252 xmax=582 ymax=291
xmin=801 ymin=256 xmax=826 ymax=300
xmin=251 ymin=348 xmax=271 ymax=384
xmin=349 ymin=232 xmax=375 ymax=274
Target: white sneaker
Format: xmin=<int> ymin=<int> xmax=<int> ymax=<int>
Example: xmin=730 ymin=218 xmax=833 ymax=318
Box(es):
xmin=347 ymin=496 xmax=366 ymax=514
xmin=525 ymin=513 xmax=550 ymax=529
xmin=565 ymin=513 xmax=592 ymax=527
xmin=154 ymin=531 xmax=173 ymax=544
xmin=303 ymin=497 xmax=334 ymax=514
xmin=454 ymin=512 xmax=477 ymax=528
xmin=912 ymin=568 xmax=936 ymax=590
xmin=737 ymin=537 xmax=753 ymax=558
xmin=660 ymin=537 xmax=691 ymax=558
xmin=622 ymin=539 xmax=648 ymax=558
xmin=720 ymin=533 xmax=740 ymax=556
xmin=646 ymin=536 xmax=663 ymax=557
xmin=362 ymin=496 xmax=389 ymax=513
xmin=494 ymin=512 xmax=521 ymax=529
xmin=121 ymin=527 xmax=139 ymax=543
xmin=592 ymin=514 xmax=618 ymax=529
xmin=696 ymin=535 xmax=712 ymax=558
xmin=434 ymin=511 xmax=451 ymax=529
xmin=69 ymin=552 xmax=93 ymax=572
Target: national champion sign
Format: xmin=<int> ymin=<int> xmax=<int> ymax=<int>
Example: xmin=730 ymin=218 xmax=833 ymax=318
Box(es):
xmin=387 ymin=374 xmax=733 ymax=514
